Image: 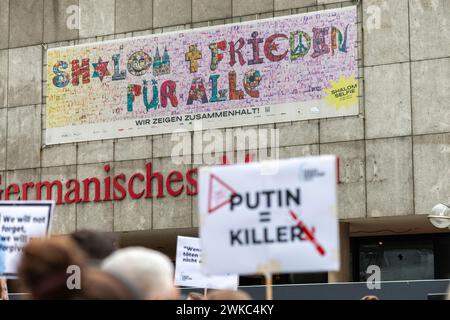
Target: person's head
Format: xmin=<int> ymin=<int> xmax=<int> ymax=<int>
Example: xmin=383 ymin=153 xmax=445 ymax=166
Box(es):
xmin=101 ymin=247 xmax=179 ymax=300
xmin=70 ymin=230 xmax=117 ymax=264
xmin=77 ymin=269 xmax=141 ymax=300
xmin=206 ymin=290 xmax=252 ymax=300
xmin=18 ymin=236 xmax=87 ymax=300
xmin=187 ymin=292 xmax=205 ymax=300
xmin=361 ymin=295 xmax=379 ymax=300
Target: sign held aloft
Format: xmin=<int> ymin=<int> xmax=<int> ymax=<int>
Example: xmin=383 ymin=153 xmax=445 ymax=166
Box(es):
xmin=0 ymin=201 xmax=54 ymax=278
xmin=198 ymin=156 xmax=339 ymax=276
xmin=174 ymin=236 xmax=239 ymax=290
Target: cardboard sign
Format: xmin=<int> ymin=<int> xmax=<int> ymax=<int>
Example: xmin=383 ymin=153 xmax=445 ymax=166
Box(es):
xmin=0 ymin=201 xmax=54 ymax=278
xmin=174 ymin=236 xmax=239 ymax=290
xmin=198 ymin=156 xmax=339 ymax=276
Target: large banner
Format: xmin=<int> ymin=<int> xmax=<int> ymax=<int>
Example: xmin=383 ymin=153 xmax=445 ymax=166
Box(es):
xmin=0 ymin=201 xmax=54 ymax=278
xmin=198 ymin=156 xmax=339 ymax=275
xmin=46 ymin=6 xmax=358 ymax=145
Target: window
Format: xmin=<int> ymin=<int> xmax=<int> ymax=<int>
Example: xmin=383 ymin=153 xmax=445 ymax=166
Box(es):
xmin=352 ymin=233 xmax=450 ymax=282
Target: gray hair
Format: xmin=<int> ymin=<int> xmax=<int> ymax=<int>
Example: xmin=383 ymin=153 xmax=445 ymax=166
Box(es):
xmin=101 ymin=247 xmax=174 ymax=299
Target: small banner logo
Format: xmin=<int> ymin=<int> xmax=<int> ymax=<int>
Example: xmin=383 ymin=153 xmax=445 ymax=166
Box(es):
xmin=207 ymin=174 xmax=238 ymax=214
xmin=324 ymin=75 xmax=358 ymax=110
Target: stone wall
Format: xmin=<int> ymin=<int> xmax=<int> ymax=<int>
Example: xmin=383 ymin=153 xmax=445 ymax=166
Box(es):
xmin=0 ymin=0 xmax=449 ymax=235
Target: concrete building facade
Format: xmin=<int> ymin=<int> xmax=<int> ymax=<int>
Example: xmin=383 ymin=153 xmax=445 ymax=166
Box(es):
xmin=0 ymin=0 xmax=449 ymax=283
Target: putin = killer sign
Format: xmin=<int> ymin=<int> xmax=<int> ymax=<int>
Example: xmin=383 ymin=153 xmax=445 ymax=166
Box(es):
xmin=198 ymin=156 xmax=339 ymax=276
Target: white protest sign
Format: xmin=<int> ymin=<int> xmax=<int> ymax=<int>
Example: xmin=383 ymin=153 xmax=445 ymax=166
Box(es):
xmin=198 ymin=156 xmax=339 ymax=276
xmin=0 ymin=201 xmax=54 ymax=278
xmin=174 ymin=236 xmax=239 ymax=290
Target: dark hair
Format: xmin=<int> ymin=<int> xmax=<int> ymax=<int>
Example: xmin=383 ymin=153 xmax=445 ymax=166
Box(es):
xmin=18 ymin=236 xmax=87 ymax=300
xmin=18 ymin=236 xmax=140 ymax=300
xmin=77 ymin=269 xmax=142 ymax=300
xmin=70 ymin=230 xmax=117 ymax=261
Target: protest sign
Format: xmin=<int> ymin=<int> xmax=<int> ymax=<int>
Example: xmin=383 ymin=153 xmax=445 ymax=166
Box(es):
xmin=198 ymin=156 xmax=339 ymax=276
xmin=0 ymin=201 xmax=54 ymax=278
xmin=174 ymin=236 xmax=239 ymax=290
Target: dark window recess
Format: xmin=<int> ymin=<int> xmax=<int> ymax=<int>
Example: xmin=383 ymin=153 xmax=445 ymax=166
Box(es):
xmin=435 ymin=235 xmax=450 ymax=279
xmin=352 ymin=233 xmax=450 ymax=282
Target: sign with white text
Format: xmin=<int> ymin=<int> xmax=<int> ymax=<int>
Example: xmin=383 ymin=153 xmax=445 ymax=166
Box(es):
xmin=0 ymin=202 xmax=54 ymax=278
xmin=175 ymin=236 xmax=239 ymax=290
xmin=198 ymin=156 xmax=339 ymax=275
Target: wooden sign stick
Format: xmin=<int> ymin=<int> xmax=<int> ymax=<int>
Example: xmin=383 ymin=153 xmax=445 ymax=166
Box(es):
xmin=264 ymin=273 xmax=273 ymax=300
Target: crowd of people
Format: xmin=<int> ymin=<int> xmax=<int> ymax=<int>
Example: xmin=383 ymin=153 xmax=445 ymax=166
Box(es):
xmin=0 ymin=230 xmax=449 ymax=300
xmin=0 ymin=230 xmax=251 ymax=300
